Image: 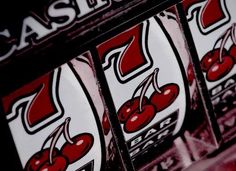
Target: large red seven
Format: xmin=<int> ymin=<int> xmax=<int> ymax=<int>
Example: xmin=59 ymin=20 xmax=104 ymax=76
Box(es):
xmin=97 ymin=21 xmax=152 ymax=83
xmin=183 ymin=0 xmax=230 ymax=34
xmin=2 ymin=69 xmax=63 ymax=134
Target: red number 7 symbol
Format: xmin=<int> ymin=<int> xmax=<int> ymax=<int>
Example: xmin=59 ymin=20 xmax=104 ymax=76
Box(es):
xmin=2 ymin=69 xmax=63 ymax=134
xmin=97 ymin=21 xmax=153 ymax=83
xmin=183 ymin=0 xmax=230 ymax=34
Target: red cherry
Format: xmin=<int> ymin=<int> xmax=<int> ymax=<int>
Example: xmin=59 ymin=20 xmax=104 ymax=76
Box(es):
xmin=206 ymin=55 xmax=234 ymax=81
xmin=24 ymin=148 xmax=59 ymax=171
xmin=117 ymin=96 xmax=148 ymax=123
xmin=150 ymin=83 xmax=179 ymax=112
xmin=229 ymin=44 xmax=236 ymax=62
xmin=102 ymin=112 xmax=110 ymax=135
xmin=200 ymin=48 xmax=226 ymax=72
xmin=61 ymin=133 xmax=94 ymax=164
xmin=124 ymin=104 xmax=156 ymax=133
xmin=38 ymin=156 xmax=68 ymax=171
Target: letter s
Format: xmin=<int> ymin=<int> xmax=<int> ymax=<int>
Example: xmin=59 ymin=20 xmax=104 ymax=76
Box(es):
xmin=48 ymin=0 xmax=76 ymax=31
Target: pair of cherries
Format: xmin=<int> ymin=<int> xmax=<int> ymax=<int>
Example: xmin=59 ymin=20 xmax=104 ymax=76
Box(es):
xmin=25 ymin=118 xmax=94 ymax=171
xmin=117 ymin=68 xmax=179 ymax=133
xmin=201 ymin=23 xmax=236 ymax=82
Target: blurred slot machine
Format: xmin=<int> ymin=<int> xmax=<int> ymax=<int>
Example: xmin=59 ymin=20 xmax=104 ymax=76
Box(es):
xmin=1 ymin=0 xmax=233 ymax=170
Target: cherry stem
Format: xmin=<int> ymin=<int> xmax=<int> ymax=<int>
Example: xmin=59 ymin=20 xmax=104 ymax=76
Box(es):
xmin=131 ymin=72 xmax=153 ymax=100
xmin=63 ymin=117 xmax=74 ymax=144
xmin=213 ymin=28 xmax=230 ymax=51
xmin=40 ymin=117 xmax=73 ymax=165
xmin=219 ymin=28 xmax=231 ymax=63
xmin=152 ymin=68 xmax=162 ymax=93
xmin=139 ymin=75 xmax=153 ymax=112
xmin=41 ymin=123 xmax=64 ymax=151
xmin=231 ymin=23 xmax=236 ymax=45
xmin=49 ymin=125 xmax=64 ymax=165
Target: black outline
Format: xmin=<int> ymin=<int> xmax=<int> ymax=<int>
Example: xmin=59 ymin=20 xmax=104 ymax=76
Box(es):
xmin=68 ymin=62 xmax=106 ymax=171
xmin=100 ymin=21 xmax=153 ymax=84
xmin=75 ymin=57 xmax=91 ymax=68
